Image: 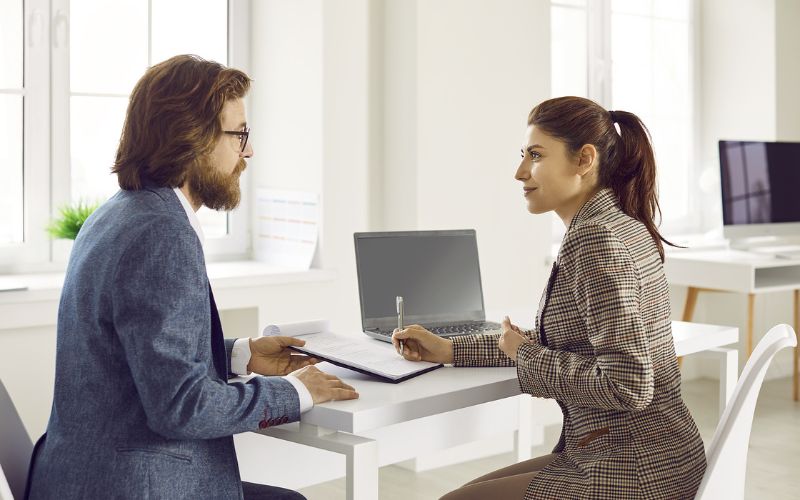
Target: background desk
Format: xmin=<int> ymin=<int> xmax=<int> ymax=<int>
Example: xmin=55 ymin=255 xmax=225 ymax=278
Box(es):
xmin=252 ymin=320 xmax=738 ymax=500
xmin=665 ymin=249 xmax=800 ymax=399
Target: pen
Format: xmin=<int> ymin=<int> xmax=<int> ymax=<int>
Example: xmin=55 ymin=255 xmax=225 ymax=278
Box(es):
xmin=396 ymin=296 xmax=404 ymax=355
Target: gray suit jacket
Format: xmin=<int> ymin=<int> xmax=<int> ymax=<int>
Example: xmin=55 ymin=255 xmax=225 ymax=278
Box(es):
xmin=28 ymin=187 xmax=300 ymax=499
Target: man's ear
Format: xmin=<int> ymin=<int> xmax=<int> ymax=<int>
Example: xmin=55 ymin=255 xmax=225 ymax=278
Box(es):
xmin=577 ymin=144 xmax=598 ymax=176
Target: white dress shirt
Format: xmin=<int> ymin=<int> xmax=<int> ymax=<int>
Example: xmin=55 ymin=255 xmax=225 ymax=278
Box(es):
xmin=173 ymin=188 xmax=313 ymax=413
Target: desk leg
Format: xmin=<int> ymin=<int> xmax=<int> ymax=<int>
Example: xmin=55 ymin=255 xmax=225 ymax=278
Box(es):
xmin=715 ymin=347 xmax=738 ymax=418
xmin=693 ymin=347 xmax=738 ymax=419
xmin=794 ymin=290 xmax=799 ymax=401
xmin=678 ymin=288 xmax=701 ymax=368
xmin=515 ymin=395 xmax=533 ymax=462
xmin=682 ymin=287 xmax=700 ymax=322
xmin=346 ymin=438 xmax=378 ymax=500
xmin=258 ymin=424 xmax=378 ymax=500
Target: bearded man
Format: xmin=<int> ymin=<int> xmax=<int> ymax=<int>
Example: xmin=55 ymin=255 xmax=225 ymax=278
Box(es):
xmin=26 ymin=55 xmax=357 ymax=500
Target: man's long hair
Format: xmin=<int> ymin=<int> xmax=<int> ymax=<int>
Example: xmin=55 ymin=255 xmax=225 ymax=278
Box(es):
xmin=113 ymin=54 xmax=251 ymax=190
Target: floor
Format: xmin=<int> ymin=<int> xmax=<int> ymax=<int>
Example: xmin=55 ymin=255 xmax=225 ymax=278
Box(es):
xmin=298 ymin=376 xmax=800 ymax=500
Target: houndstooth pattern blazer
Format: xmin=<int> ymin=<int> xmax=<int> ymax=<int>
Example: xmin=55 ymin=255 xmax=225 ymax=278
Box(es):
xmin=453 ymin=189 xmax=706 ymax=499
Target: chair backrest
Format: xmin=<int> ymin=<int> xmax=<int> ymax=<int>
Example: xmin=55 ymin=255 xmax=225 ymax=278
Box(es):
xmin=0 ymin=379 xmax=33 ymax=500
xmin=694 ymin=323 xmax=797 ymax=500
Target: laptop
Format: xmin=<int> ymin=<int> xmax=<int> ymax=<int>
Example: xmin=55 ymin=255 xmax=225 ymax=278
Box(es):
xmin=354 ymin=229 xmax=501 ymax=342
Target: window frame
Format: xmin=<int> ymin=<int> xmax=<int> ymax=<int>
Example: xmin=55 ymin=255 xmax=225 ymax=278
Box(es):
xmin=0 ymin=0 xmax=51 ymax=273
xmin=1 ymin=0 xmax=251 ymax=274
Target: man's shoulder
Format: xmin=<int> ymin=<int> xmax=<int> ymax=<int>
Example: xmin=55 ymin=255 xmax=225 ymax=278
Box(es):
xmin=98 ymin=188 xmax=192 ymax=234
xmin=76 ymin=188 xmax=200 ymax=264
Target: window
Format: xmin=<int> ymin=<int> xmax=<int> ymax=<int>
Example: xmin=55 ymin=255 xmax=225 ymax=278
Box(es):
xmin=1 ymin=0 xmax=250 ymax=272
xmin=550 ymin=0 xmax=698 ymax=237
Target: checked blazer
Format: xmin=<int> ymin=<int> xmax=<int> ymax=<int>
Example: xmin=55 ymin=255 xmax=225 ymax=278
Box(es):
xmin=452 ymin=189 xmax=706 ymax=500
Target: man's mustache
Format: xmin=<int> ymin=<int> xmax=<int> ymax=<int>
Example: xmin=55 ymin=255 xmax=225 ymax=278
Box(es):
xmin=233 ymin=159 xmax=247 ymax=176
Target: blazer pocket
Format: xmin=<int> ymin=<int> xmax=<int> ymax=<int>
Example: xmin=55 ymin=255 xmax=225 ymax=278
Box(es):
xmin=116 ymin=446 xmax=193 ymax=463
xmin=577 ymin=427 xmax=610 ymax=448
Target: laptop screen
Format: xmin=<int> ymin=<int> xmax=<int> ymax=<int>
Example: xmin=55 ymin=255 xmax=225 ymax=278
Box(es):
xmin=354 ymin=230 xmax=486 ymax=331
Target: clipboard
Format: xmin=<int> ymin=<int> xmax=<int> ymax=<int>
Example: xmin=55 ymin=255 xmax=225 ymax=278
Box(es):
xmin=263 ymin=321 xmax=443 ymax=383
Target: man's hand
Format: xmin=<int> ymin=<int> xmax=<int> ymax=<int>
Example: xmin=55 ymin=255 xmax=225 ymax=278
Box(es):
xmin=290 ymin=365 xmax=359 ymax=404
xmin=498 ymin=316 xmax=528 ymax=363
xmin=391 ymin=325 xmax=454 ymax=364
xmin=247 ymin=336 xmax=318 ymax=376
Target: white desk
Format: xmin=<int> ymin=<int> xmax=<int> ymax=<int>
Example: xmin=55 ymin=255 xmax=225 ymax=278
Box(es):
xmin=253 ymin=320 xmax=738 ymax=500
xmin=665 ymin=249 xmax=800 ymax=399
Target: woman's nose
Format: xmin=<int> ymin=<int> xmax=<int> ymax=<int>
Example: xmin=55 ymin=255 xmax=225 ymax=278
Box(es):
xmin=515 ymin=160 xmax=530 ymax=181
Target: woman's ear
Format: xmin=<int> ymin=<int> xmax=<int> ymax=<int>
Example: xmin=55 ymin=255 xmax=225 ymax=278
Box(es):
xmin=577 ymin=144 xmax=598 ymax=176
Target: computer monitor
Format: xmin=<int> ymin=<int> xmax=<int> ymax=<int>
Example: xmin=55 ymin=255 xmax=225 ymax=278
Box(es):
xmin=719 ymin=140 xmax=800 ymax=240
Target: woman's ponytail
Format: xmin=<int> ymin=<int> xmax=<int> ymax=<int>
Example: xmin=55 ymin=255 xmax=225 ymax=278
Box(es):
xmin=606 ymin=110 xmax=670 ymax=261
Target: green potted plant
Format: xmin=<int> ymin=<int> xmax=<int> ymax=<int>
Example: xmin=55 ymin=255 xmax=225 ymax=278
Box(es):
xmin=47 ymin=200 xmax=101 ymax=240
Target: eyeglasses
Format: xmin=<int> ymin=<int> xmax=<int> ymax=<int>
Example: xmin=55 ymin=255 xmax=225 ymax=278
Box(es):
xmin=223 ymin=127 xmax=250 ymax=153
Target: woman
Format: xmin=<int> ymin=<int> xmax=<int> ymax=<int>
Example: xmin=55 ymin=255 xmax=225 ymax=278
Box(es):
xmin=392 ymin=96 xmax=706 ymax=500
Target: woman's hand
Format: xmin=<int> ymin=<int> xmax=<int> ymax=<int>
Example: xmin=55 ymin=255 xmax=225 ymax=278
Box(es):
xmin=498 ymin=316 xmax=528 ymax=363
xmin=391 ymin=325 xmax=454 ymax=364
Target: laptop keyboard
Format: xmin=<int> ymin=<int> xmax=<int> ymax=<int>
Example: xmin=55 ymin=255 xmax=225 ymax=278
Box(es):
xmin=375 ymin=321 xmax=501 ymax=338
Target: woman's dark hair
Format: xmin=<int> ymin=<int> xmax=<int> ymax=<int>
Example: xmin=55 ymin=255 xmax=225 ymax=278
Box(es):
xmin=113 ymin=54 xmax=251 ymax=190
xmin=528 ymin=96 xmax=676 ymax=261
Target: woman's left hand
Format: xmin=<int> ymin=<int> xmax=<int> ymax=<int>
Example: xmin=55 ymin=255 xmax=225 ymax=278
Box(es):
xmin=498 ymin=316 xmax=528 ymax=362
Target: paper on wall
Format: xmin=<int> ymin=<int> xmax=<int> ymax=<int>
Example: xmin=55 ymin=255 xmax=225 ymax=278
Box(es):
xmin=254 ymin=188 xmax=319 ymax=269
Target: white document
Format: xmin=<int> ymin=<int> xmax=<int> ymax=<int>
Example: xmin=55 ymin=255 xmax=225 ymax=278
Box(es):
xmin=263 ymin=321 xmax=442 ymax=383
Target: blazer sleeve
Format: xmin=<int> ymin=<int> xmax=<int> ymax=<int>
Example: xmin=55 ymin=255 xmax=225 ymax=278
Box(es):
xmin=452 ymin=332 xmax=516 ymax=367
xmin=515 ymin=223 xmax=654 ymax=411
xmin=111 ymin=215 xmax=301 ymax=440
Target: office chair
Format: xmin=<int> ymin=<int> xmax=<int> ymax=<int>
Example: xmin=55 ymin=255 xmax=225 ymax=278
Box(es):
xmin=0 ymin=378 xmax=34 ymax=500
xmin=694 ymin=323 xmax=797 ymax=500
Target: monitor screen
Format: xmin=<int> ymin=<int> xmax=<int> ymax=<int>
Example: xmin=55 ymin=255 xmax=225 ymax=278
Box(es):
xmin=354 ymin=230 xmax=485 ymax=328
xmin=719 ymin=140 xmax=800 ymax=226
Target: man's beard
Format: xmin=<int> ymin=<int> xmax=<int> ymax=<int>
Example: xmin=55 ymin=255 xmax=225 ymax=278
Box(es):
xmin=188 ymin=158 xmax=247 ymax=211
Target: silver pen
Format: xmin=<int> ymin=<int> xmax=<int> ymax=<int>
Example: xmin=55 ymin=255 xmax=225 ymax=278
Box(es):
xmin=396 ymin=296 xmax=404 ymax=354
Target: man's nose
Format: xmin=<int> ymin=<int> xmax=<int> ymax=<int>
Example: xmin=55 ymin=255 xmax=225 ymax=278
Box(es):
xmin=241 ymin=140 xmax=254 ymax=159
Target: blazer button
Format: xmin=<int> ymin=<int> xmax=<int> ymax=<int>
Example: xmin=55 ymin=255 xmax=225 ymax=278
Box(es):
xmin=267 ymin=418 xmax=275 ymax=427
xmin=258 ymin=420 xmax=268 ymax=429
xmin=281 ymin=416 xmax=288 ymax=424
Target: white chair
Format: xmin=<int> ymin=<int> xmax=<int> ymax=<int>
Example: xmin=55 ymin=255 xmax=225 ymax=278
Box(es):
xmin=0 ymin=379 xmax=34 ymax=500
xmin=694 ymin=323 xmax=797 ymax=500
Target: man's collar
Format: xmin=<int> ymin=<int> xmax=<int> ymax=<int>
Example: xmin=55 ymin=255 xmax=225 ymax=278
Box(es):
xmin=173 ymin=187 xmax=205 ymax=247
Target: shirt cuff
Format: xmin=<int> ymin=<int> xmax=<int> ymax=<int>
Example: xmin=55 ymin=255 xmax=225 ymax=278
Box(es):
xmin=231 ymin=338 xmax=252 ymax=376
xmin=284 ymin=374 xmax=314 ymax=413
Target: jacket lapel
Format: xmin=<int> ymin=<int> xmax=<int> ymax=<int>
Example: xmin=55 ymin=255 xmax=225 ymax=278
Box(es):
xmin=208 ymin=285 xmax=229 ymax=381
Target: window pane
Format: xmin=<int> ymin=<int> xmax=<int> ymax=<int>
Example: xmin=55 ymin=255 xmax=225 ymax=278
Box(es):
xmin=551 ymin=5 xmax=588 ymax=98
xmin=197 ymin=207 xmax=228 ymax=239
xmin=611 ymin=5 xmax=694 ymax=228
xmin=612 ymin=0 xmax=652 ymax=16
xmin=70 ymin=0 xmax=148 ymax=94
xmin=70 ymin=96 xmax=129 ymax=203
xmin=653 ymin=0 xmax=691 ymax=21
xmin=610 ymin=13 xmax=653 ymax=115
xmin=151 ymin=0 xmax=228 ymax=65
xmin=653 ymin=20 xmax=690 ymax=117
xmin=552 ymin=0 xmax=587 ymax=6
xmin=0 ymin=96 xmax=24 ymax=244
xmin=0 ymin=0 xmax=23 ymax=89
